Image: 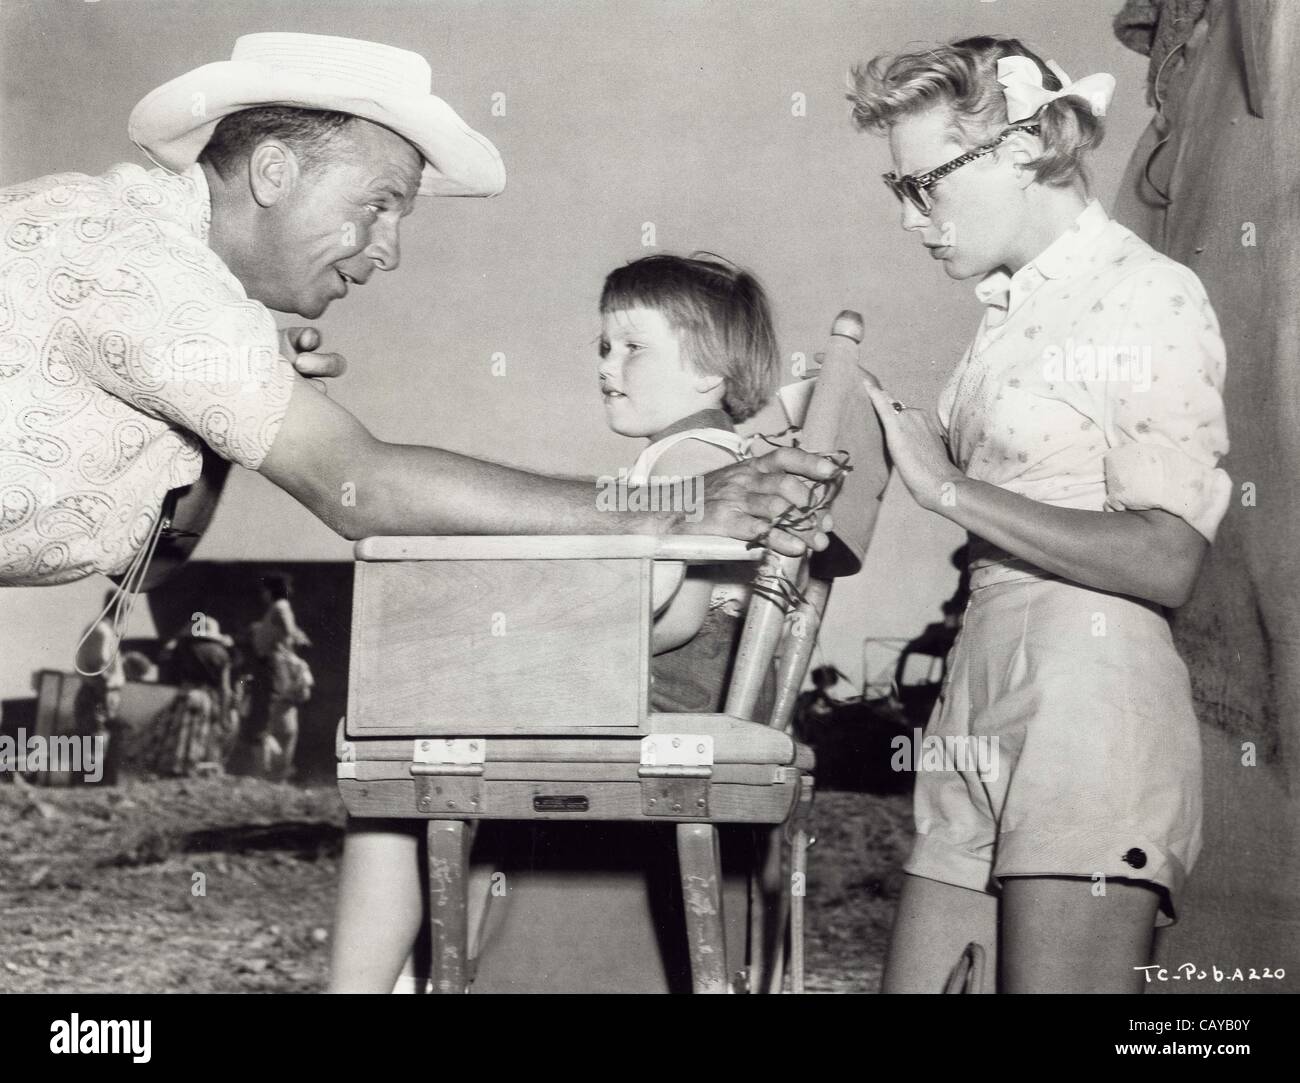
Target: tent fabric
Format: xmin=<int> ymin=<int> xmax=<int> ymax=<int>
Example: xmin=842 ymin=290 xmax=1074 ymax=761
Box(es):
xmin=1112 ymin=0 xmax=1300 ymax=986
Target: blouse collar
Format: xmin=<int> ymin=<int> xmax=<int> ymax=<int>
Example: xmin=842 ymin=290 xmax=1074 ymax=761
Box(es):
xmin=974 ymin=198 xmax=1111 ymax=312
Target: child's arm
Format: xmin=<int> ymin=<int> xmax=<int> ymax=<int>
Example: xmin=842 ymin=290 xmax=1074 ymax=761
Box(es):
xmin=649 ymin=440 xmax=743 ymax=654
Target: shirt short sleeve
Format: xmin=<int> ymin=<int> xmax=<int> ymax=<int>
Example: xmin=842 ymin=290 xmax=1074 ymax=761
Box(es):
xmin=72 ymin=214 xmax=298 ymax=471
xmin=1097 ymin=265 xmax=1232 ymax=542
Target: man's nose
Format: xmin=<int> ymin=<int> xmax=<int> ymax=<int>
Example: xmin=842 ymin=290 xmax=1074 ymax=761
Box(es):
xmin=366 ymin=218 xmax=401 ymax=272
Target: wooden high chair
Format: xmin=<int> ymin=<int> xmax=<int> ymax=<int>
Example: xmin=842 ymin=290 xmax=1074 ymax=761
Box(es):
xmin=337 ymin=311 xmax=889 ymax=993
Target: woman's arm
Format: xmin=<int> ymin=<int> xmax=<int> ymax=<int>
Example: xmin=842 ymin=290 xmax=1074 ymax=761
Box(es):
xmin=862 ymin=384 xmax=1207 ymax=608
xmin=945 ymin=477 xmax=1206 ymax=608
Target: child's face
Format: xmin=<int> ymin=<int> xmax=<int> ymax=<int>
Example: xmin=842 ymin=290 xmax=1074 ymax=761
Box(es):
xmin=598 ymin=307 xmax=718 ymax=437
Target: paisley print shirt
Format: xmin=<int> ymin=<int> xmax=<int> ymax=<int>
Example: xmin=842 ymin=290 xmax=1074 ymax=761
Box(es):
xmin=0 ymin=163 xmax=297 ymax=585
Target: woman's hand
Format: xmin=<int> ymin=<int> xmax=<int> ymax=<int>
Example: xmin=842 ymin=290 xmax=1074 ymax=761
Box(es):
xmin=862 ymin=380 xmax=963 ymax=514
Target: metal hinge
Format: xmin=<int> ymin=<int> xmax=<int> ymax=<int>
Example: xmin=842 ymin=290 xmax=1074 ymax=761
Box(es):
xmin=411 ymin=738 xmax=486 ymax=815
xmin=639 ymin=735 xmax=713 ymax=817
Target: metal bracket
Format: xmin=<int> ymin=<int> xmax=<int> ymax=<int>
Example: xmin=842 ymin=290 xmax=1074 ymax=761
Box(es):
xmin=640 ymin=735 xmax=713 ymax=817
xmin=640 ymin=774 xmax=710 ymax=818
xmin=414 ymin=738 xmax=486 ymax=766
xmin=640 ymin=734 xmax=713 ymax=768
xmin=411 ymin=739 xmax=486 ymax=815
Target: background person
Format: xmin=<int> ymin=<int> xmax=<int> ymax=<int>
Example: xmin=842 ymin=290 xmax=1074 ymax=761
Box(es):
xmin=143 ymin=617 xmax=238 ymax=777
xmin=73 ymin=592 xmax=127 ymax=786
xmin=251 ymin=574 xmax=312 ymax=781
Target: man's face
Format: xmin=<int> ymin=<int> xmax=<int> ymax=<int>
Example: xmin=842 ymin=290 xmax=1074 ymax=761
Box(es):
xmin=251 ymin=120 xmax=424 ymax=318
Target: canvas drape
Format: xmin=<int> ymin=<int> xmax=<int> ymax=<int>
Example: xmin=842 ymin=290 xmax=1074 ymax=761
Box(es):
xmin=1112 ymin=0 xmax=1299 ymax=986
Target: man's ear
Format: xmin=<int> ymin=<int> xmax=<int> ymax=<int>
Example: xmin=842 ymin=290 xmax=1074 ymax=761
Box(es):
xmin=247 ymin=140 xmax=299 ymax=208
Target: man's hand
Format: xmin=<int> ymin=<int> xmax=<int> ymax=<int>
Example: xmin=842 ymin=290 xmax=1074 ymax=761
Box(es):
xmin=279 ymin=327 xmax=347 ymax=379
xmin=683 ymin=446 xmax=837 ymax=556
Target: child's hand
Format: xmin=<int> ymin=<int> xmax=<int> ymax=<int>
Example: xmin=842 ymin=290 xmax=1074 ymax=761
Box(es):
xmin=682 ymin=448 xmax=836 ymax=555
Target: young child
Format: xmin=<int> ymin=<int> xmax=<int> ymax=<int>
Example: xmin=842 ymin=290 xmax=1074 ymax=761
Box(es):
xmin=330 ymin=252 xmax=782 ymax=993
xmin=598 ymin=252 xmax=781 ymax=712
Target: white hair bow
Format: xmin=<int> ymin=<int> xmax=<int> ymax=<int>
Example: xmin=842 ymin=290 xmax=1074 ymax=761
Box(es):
xmin=997 ymin=55 xmax=1116 ymax=124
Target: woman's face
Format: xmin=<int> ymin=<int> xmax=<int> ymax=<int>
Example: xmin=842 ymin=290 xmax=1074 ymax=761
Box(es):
xmin=598 ymin=306 xmax=714 ymax=438
xmin=887 ymin=107 xmax=1022 ymax=281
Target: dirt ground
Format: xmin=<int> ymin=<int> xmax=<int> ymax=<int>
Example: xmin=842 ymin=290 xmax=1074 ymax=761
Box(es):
xmin=0 ymin=776 xmax=911 ymax=994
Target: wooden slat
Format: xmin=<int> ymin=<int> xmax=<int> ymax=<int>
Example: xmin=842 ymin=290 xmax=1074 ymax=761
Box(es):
xmin=354 ymin=534 xmax=762 ymax=564
xmin=725 ymin=571 xmax=795 ymax=722
xmin=650 ymin=536 xmax=762 ymax=563
xmin=349 ymin=761 xmax=793 ymax=785
xmin=348 ymin=558 xmax=649 ymax=732
xmin=790 ymin=827 xmax=809 ymax=994
xmin=339 ymin=778 xmax=799 ymax=823
xmin=427 ymin=821 xmax=469 ymax=994
xmin=803 ymin=315 xmax=890 ymax=580
xmin=677 ymin=824 xmax=729 ymax=993
xmin=769 ymin=578 xmax=830 ymax=735
xmin=356 ymin=535 xmax=660 ymax=561
xmin=342 ymin=713 xmax=800 ymax=762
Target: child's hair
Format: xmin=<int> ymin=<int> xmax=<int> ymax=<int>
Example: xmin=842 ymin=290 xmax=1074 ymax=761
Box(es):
xmin=600 ymin=252 xmax=780 ymax=423
xmin=847 ymin=35 xmax=1103 ymax=189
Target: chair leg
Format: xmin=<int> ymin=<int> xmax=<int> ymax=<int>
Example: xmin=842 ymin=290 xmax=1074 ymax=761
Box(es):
xmin=764 ymin=828 xmax=791 ymax=994
xmin=465 ymin=853 xmax=504 ymax=985
xmin=750 ymin=825 xmax=785 ymax=994
xmin=747 ymin=870 xmax=764 ymax=993
xmin=676 ymin=823 xmax=729 ymax=993
xmin=426 ymin=820 xmax=469 ymax=994
xmin=790 ymin=827 xmax=808 ymax=994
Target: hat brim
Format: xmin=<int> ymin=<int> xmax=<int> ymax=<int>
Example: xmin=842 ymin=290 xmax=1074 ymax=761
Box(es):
xmin=128 ymin=60 xmax=505 ymax=197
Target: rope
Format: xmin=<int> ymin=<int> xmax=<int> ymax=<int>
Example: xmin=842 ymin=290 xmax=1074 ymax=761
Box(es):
xmin=74 ymin=501 xmax=170 ymax=678
xmin=742 ymin=427 xmax=853 ymax=613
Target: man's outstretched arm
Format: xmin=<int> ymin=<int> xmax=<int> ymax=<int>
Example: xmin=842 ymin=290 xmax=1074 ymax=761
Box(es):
xmin=259 ymin=379 xmax=834 ymax=554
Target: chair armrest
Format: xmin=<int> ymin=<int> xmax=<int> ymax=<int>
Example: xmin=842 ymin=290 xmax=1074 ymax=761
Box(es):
xmin=354 ymin=534 xmax=762 ymax=564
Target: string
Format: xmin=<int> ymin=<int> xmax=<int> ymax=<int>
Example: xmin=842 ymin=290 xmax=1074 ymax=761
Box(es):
xmin=741 ymin=427 xmax=853 ymax=614
xmin=74 ymin=502 xmax=169 ymax=678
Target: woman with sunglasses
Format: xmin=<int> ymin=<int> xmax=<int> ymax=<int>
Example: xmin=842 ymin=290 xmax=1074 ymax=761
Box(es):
xmin=849 ymin=36 xmax=1231 ymax=992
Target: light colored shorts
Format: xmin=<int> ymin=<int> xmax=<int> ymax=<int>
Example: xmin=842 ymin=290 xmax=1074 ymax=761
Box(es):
xmin=903 ymin=572 xmax=1203 ymax=926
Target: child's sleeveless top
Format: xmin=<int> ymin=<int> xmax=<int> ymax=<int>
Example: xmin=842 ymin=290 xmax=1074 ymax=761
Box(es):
xmin=629 ymin=424 xmax=752 ymax=615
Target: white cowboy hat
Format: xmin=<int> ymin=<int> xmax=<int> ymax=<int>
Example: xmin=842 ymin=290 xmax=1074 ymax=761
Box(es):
xmin=128 ymin=32 xmax=505 ymax=197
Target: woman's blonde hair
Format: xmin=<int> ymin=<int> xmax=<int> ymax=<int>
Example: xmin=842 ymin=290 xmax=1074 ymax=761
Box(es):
xmin=847 ymin=36 xmax=1104 ymax=188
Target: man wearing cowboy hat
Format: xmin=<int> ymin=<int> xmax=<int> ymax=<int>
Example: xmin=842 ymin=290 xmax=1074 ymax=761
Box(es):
xmin=0 ymin=32 xmax=834 ymax=591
